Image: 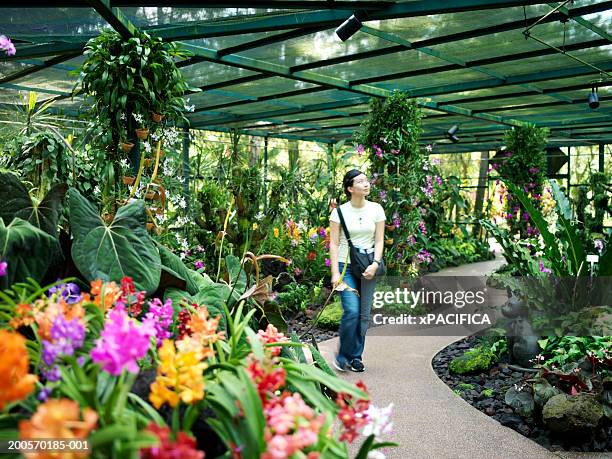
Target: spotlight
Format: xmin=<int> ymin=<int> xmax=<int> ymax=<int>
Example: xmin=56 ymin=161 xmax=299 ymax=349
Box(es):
xmin=588 ymin=87 xmax=599 ymax=109
xmin=447 ymin=125 xmax=460 ymax=143
xmin=335 ymin=10 xmax=366 ymax=42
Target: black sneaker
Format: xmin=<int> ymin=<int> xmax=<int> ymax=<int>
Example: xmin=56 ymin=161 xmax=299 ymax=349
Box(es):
xmin=333 ymin=358 xmax=350 ymax=372
xmin=350 ymin=359 xmax=365 ymax=372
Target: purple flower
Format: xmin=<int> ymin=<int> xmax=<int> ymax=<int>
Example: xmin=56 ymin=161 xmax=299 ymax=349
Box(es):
xmin=594 ymin=239 xmax=604 ymax=253
xmin=194 ymin=260 xmax=205 ymax=270
xmin=37 ymin=387 xmax=52 ymax=402
xmin=0 ymin=260 xmax=6 ymax=277
xmin=144 ymin=298 xmax=174 ymax=346
xmin=48 ymin=282 xmax=82 ymax=304
xmin=0 ymin=35 xmax=16 ymax=56
xmin=426 ymin=145 xmax=433 ymax=152
xmin=435 ymin=176 xmax=443 ymax=186
xmin=356 ymin=144 xmax=365 ymax=156
xmin=77 ymin=356 xmax=85 ymax=366
xmin=539 ymin=260 xmax=552 ymax=274
xmin=391 ymin=149 xmax=399 ymax=155
xmin=293 ymin=267 xmax=302 ymax=276
xmin=430 ymin=156 xmax=439 ymax=164
xmin=417 ymin=249 xmax=433 ymax=263
xmin=393 ymin=217 xmax=401 ymax=229
xmin=41 ymin=315 xmax=85 ymax=368
xmin=379 ymin=190 xmax=387 ymax=201
xmin=41 ymin=365 xmax=61 ymax=382
xmin=419 ymin=221 xmax=427 ymax=235
xmin=318 ymin=227 xmax=327 ymax=238
xmin=523 ymin=212 xmax=530 ymax=222
xmin=324 ymin=258 xmax=331 ymax=267
xmin=91 ymin=305 xmax=155 ymax=375
xmin=373 ymin=144 xmax=383 ymax=158
xmin=197 ymin=245 xmax=206 ymax=253
xmin=529 ymin=167 xmax=540 ymax=174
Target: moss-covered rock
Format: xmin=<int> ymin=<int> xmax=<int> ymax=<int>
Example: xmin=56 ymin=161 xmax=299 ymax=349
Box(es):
xmin=449 ymin=346 xmax=494 ymax=374
xmin=542 ymin=393 xmax=603 ymax=433
xmin=316 ymin=299 xmax=343 ymax=330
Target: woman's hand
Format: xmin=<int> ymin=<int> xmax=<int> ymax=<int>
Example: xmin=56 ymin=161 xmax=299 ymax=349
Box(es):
xmin=331 ymin=273 xmax=347 ymax=291
xmin=362 ymin=263 xmax=378 ymax=280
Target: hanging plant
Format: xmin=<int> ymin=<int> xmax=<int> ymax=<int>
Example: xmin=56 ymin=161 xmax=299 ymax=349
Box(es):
xmin=77 ymin=29 xmax=193 ymax=156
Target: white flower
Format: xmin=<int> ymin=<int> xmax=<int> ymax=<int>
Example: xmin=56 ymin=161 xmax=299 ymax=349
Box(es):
xmin=93 ymin=185 xmax=101 ymax=195
xmin=132 ymin=113 xmax=144 ymax=124
xmin=255 ymin=211 xmax=264 ymax=221
xmin=179 ymin=252 xmax=186 ymax=260
xmin=120 ymin=158 xmax=129 ymax=170
xmin=155 ymin=213 xmax=166 ymax=224
xmin=178 ymin=197 xmax=187 ymax=209
xmin=177 ymin=216 xmax=189 ymax=226
xmin=297 ymin=221 xmax=307 ymax=232
xmin=361 ymin=403 xmax=393 ymax=440
xmin=120 ymin=113 xmax=126 ymax=121
xmin=425 ymin=144 xmax=433 ymax=152
xmin=143 ymin=141 xmax=152 ymax=153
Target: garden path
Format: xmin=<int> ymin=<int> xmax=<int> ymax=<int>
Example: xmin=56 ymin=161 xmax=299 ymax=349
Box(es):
xmin=317 ymin=258 xmax=609 ymax=459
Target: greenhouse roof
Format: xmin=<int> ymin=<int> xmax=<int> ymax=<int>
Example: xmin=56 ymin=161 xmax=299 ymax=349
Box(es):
xmin=1 ymin=0 xmax=611 ymax=153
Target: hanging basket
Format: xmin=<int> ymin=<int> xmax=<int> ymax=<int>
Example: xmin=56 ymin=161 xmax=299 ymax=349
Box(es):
xmin=151 ymin=112 xmax=165 ymax=123
xmin=120 ymin=141 xmax=135 ymax=153
xmin=122 ymin=176 xmax=135 ymax=186
xmin=143 ymin=158 xmax=154 ymax=167
xmin=136 ymin=128 xmax=149 ymax=140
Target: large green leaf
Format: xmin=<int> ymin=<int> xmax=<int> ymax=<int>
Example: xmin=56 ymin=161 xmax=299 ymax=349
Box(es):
xmin=69 ymin=188 xmax=161 ymax=294
xmin=549 ymin=181 xmax=586 ymax=275
xmin=0 ymin=217 xmax=59 ymax=287
xmin=157 ymin=242 xmax=213 ymax=295
xmin=0 ymin=172 xmax=67 ymax=237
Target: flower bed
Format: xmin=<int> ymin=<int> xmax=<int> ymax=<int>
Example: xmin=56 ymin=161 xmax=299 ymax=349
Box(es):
xmin=433 ymin=336 xmax=612 ymax=452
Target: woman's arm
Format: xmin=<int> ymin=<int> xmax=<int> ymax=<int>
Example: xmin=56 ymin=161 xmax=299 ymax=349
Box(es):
xmin=363 ymin=220 xmax=385 ymax=280
xmin=329 ymin=221 xmax=341 ymax=279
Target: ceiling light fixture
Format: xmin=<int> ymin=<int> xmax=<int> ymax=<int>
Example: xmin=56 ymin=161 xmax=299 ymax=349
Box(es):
xmin=335 ymin=10 xmax=367 ymax=42
xmin=447 ymin=125 xmax=460 ymax=143
xmin=588 ymin=86 xmax=600 ymax=109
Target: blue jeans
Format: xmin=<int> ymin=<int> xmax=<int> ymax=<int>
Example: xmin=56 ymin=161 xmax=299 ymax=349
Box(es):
xmin=336 ymin=262 xmax=377 ymax=366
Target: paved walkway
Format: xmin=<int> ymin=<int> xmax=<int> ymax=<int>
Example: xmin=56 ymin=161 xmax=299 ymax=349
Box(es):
xmin=317 ymin=258 xmax=609 ymax=459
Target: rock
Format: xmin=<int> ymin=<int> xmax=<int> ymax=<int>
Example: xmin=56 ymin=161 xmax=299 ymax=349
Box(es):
xmin=497 ymin=412 xmax=523 ymax=429
xmin=542 ymin=393 xmax=604 ymax=434
xmin=485 ymin=407 xmax=496 ymax=416
xmin=449 ymin=346 xmax=495 ymax=374
xmin=517 ymin=423 xmax=531 ymax=437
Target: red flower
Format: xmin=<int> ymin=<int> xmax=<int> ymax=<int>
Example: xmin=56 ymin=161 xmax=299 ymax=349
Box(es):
xmin=336 ymin=380 xmax=370 ymax=443
xmin=141 ymin=423 xmax=204 ymax=459
xmin=247 ymin=357 xmax=286 ymax=404
xmin=307 ymin=251 xmax=316 ymax=262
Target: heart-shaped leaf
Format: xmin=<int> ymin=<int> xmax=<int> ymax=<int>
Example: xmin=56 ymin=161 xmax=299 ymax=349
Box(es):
xmin=0 ymin=217 xmax=59 ymax=287
xmin=69 ymin=189 xmax=161 ymax=294
xmin=0 ymin=172 xmax=67 ymax=237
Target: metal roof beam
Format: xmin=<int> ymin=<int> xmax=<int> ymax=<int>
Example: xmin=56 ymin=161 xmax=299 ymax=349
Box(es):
xmin=0 ymin=53 xmax=81 ymax=85
xmin=289 ymin=2 xmax=611 ymax=72
xmin=179 ymin=43 xmax=529 ymax=127
xmin=550 ymin=2 xmax=612 ymax=42
xmin=87 ymin=0 xmax=136 ymax=39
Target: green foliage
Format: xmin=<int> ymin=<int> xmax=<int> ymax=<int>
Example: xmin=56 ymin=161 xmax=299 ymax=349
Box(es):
xmin=482 ymin=388 xmax=494 ymax=398
xmin=449 ymin=346 xmax=495 ymax=374
xmin=0 ymin=217 xmax=59 ymax=289
xmin=498 ymin=125 xmax=548 ymax=236
xmin=315 ymin=298 xmax=343 ymax=330
xmin=0 ymin=172 xmax=67 ymax=237
xmin=537 ymin=336 xmax=612 ymax=368
xmin=277 ymin=282 xmax=309 ymax=313
xmin=69 ymin=188 xmax=161 ymax=294
xmin=456 ymin=383 xmax=475 ymax=391
xmin=78 ymin=29 xmax=191 ymax=144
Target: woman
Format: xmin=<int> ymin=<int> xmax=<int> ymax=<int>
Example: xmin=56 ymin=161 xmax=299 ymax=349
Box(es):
xmin=329 ymin=169 xmax=385 ymax=372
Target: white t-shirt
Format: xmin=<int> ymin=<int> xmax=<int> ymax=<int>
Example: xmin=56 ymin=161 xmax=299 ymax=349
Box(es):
xmin=330 ymin=200 xmax=386 ymax=264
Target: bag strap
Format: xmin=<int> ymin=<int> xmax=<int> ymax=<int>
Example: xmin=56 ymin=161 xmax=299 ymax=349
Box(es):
xmin=336 ymin=206 xmax=355 ymax=249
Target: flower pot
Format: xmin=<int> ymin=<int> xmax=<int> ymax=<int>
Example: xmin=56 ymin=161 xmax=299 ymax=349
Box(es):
xmin=143 ymin=158 xmax=154 ymax=167
xmin=120 ymin=141 xmax=134 ymax=153
xmin=151 ymin=112 xmax=165 ymax=123
xmin=385 ymin=238 xmax=394 ymax=246
xmin=122 ymin=176 xmax=135 ymax=186
xmin=144 ymin=191 xmax=157 ymax=200
xmin=136 ymin=128 xmax=149 ymax=140
xmin=385 ymin=224 xmax=396 ymax=232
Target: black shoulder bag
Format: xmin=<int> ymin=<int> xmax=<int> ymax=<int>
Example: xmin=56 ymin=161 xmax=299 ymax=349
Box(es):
xmin=337 ymin=206 xmax=385 ymax=279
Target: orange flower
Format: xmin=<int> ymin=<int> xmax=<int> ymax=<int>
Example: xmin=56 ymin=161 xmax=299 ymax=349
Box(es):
xmin=35 ymin=299 xmax=85 ymax=341
xmin=0 ymin=330 xmax=37 ymax=410
xmin=9 ymin=302 xmax=39 ymax=329
xmin=90 ymin=279 xmax=121 ymax=311
xmin=19 ymin=399 xmax=97 ymax=459
xmin=187 ymin=306 xmax=225 ymax=351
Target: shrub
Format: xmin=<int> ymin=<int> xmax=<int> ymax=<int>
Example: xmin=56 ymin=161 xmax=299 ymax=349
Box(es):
xmin=316 ymin=298 xmax=343 ymax=330
xmin=449 ymin=346 xmax=495 ymax=374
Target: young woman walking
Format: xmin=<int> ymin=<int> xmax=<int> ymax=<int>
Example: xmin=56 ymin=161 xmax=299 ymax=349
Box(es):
xmin=329 ymin=169 xmax=385 ymax=372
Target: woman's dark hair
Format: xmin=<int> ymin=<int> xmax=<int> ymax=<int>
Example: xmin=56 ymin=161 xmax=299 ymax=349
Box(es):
xmin=342 ymin=169 xmax=365 ymax=199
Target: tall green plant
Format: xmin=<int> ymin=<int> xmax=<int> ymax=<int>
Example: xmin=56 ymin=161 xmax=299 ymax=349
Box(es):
xmin=498 ymin=125 xmax=548 ymax=236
